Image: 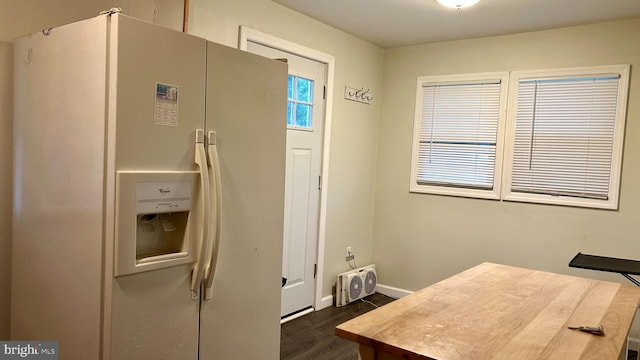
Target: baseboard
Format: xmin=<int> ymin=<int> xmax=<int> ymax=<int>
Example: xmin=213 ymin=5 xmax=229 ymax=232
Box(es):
xmin=629 ymin=337 xmax=639 ymax=352
xmin=376 ymin=284 xmax=413 ymax=299
xmin=316 ymin=295 xmax=333 ymax=310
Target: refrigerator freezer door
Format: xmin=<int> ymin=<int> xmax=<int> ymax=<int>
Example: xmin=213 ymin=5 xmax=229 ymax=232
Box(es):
xmin=199 ymin=41 xmax=288 ymax=360
xmin=108 ymin=15 xmax=206 ymax=360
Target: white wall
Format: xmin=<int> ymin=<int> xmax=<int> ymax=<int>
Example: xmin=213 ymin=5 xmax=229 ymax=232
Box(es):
xmin=0 ymin=41 xmax=13 ymax=340
xmin=373 ymin=19 xmax=640 ymax=289
xmin=188 ymin=0 xmax=384 ymax=300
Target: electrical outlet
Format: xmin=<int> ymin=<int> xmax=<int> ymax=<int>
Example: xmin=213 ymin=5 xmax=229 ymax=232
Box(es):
xmin=346 ymin=246 xmax=355 ymax=262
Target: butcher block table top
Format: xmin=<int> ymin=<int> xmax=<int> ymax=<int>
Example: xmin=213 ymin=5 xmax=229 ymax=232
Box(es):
xmin=335 ymin=262 xmax=640 ymax=360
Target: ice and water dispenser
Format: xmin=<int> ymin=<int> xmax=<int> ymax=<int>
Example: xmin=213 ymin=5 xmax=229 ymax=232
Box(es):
xmin=115 ymin=171 xmax=200 ymax=276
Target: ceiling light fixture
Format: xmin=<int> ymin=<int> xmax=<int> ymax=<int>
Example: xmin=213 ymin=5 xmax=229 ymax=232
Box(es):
xmin=436 ymin=0 xmax=480 ymax=9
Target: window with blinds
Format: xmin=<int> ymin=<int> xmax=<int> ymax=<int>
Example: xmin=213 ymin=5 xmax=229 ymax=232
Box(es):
xmin=503 ymin=65 xmax=629 ymax=209
xmin=410 ymin=66 xmax=629 ymax=209
xmin=410 ymin=73 xmax=509 ymax=199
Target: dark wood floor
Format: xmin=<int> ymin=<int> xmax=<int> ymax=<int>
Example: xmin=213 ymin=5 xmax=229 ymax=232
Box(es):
xmin=280 ymin=293 xmax=395 ymax=360
xmin=281 ymin=293 xmax=638 ymax=360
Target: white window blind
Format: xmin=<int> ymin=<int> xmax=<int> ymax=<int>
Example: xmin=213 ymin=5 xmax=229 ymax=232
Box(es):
xmin=417 ymin=81 xmax=501 ymax=190
xmin=511 ymin=76 xmax=620 ymax=200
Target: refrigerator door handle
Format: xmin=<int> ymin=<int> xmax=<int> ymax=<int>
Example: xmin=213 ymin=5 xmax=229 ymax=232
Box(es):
xmin=191 ymin=129 xmax=212 ymax=299
xmin=204 ymin=131 xmax=222 ymax=300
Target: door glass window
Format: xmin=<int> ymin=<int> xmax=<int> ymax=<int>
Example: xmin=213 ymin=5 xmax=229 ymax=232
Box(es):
xmin=287 ymin=75 xmax=314 ymax=129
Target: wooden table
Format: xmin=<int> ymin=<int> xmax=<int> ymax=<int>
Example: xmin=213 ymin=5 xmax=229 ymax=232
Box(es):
xmin=335 ymin=262 xmax=640 ymax=360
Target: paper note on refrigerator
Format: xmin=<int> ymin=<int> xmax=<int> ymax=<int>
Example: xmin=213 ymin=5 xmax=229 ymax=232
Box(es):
xmin=154 ymin=82 xmax=179 ymax=126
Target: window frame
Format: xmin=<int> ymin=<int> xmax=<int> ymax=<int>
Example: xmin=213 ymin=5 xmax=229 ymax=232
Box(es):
xmin=409 ymin=72 xmax=510 ymax=200
xmin=501 ymin=64 xmax=630 ymax=209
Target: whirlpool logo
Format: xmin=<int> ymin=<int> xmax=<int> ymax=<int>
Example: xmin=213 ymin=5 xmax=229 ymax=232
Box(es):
xmin=0 ymin=342 xmax=58 ymax=359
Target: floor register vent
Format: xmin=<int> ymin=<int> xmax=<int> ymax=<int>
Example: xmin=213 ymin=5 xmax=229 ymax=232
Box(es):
xmin=336 ymin=264 xmax=377 ymax=307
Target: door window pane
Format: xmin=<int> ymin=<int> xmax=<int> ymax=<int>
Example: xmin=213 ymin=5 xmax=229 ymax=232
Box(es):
xmin=286 ymin=101 xmax=293 ymax=126
xmin=296 ymin=78 xmax=312 ymax=102
xmin=295 ymin=103 xmax=311 ymax=127
xmin=287 ymin=75 xmax=294 ymax=99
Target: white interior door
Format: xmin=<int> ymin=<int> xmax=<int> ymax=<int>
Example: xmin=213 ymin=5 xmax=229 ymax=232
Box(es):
xmin=246 ymin=41 xmax=326 ymax=317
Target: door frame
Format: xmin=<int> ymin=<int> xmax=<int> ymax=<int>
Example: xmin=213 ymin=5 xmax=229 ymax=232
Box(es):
xmin=239 ymin=26 xmax=335 ymax=311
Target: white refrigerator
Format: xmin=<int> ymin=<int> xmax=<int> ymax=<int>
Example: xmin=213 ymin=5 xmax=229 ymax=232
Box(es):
xmin=11 ymin=13 xmax=287 ymax=360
